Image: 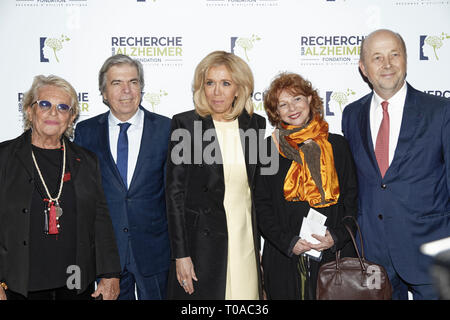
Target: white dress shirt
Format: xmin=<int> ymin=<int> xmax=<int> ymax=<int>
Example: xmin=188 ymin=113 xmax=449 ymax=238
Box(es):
xmin=108 ymin=108 xmax=144 ymax=188
xmin=369 ymin=81 xmax=407 ymax=166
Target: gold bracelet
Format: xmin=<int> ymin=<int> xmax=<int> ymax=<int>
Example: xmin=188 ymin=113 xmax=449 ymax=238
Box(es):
xmin=0 ymin=282 xmax=7 ymax=290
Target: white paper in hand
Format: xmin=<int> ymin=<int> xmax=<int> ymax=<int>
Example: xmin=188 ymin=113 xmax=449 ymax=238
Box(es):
xmin=299 ymin=208 xmax=327 ymax=259
xmin=307 ymin=208 xmax=327 ymax=225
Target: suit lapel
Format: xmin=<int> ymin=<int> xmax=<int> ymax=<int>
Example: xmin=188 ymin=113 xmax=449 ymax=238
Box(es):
xmin=238 ymin=110 xmax=255 ymax=184
xmin=97 ymin=112 xmax=127 ymax=191
xmin=385 ymin=84 xmax=422 ymax=179
xmin=64 ymin=137 xmax=81 ymax=182
xmin=200 ymin=114 xmax=224 ymax=182
xmin=357 ymin=94 xmax=381 ymax=176
xmin=14 ymin=130 xmax=34 ymax=180
xmin=128 ymin=107 xmax=152 ymax=190
xmin=201 ymin=110 xmax=255 ymax=184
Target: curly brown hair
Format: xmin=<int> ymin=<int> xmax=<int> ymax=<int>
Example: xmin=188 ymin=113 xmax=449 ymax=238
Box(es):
xmin=264 ymin=72 xmax=324 ymax=126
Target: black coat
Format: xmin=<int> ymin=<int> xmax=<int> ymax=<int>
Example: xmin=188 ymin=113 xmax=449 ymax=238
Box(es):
xmin=254 ymin=133 xmax=358 ymax=300
xmin=165 ymin=109 xmax=266 ymax=299
xmin=0 ymin=130 xmax=121 ymax=297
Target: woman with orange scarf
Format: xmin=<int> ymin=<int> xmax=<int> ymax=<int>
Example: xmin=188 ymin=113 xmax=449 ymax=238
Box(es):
xmin=255 ymin=73 xmax=358 ymax=300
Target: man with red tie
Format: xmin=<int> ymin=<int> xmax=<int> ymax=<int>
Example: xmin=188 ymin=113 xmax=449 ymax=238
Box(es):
xmin=342 ymin=29 xmax=450 ymax=299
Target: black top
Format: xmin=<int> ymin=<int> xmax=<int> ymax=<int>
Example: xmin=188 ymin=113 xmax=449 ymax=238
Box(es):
xmin=254 ymin=133 xmax=358 ymax=300
xmin=28 ymin=145 xmax=77 ymax=291
xmin=0 ymin=130 xmax=121 ymax=297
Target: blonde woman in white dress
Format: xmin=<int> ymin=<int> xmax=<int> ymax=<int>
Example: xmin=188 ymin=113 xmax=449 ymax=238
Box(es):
xmin=165 ymin=51 xmax=266 ymax=299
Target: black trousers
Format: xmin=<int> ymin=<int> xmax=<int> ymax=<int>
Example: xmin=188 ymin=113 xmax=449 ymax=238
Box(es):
xmin=6 ymin=283 xmax=95 ymax=300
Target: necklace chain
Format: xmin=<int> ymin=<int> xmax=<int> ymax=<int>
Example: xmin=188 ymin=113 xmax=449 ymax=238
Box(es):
xmin=31 ymin=140 xmax=66 ymax=203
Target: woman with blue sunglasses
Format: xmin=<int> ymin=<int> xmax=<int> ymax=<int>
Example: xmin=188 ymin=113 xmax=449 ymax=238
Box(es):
xmin=0 ymin=75 xmax=121 ymax=300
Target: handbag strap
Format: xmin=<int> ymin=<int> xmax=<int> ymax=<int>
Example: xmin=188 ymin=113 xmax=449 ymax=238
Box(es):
xmin=342 ymin=216 xmax=365 ymax=259
xmin=339 ymin=216 xmax=366 ymax=271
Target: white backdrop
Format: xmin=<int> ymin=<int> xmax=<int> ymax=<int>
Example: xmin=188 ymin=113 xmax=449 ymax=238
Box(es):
xmin=0 ymin=0 xmax=450 ymax=141
xmin=0 ymin=0 xmax=449 ymax=302
xmin=1 ymin=0 xmax=449 ymax=142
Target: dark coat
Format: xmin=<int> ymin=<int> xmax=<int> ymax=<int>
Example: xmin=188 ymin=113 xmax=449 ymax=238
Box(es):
xmin=254 ymin=133 xmax=358 ymax=300
xmin=165 ymin=109 xmax=266 ymax=299
xmin=0 ymin=130 xmax=121 ymax=297
xmin=74 ymin=106 xmax=171 ymax=276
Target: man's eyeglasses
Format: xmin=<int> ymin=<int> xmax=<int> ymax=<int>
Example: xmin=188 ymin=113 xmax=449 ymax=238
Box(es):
xmin=31 ymin=100 xmax=72 ymax=113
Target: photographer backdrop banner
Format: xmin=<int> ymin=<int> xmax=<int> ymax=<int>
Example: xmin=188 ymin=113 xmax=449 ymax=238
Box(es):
xmin=1 ymin=0 xmax=449 ymax=141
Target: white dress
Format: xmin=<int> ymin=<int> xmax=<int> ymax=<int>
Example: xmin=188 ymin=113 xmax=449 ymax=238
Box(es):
xmin=213 ymin=119 xmax=259 ymax=300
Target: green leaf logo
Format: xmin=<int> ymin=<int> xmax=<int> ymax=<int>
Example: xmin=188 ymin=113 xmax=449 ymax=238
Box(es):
xmin=144 ymin=90 xmax=168 ymax=112
xmin=44 ymin=34 xmax=70 ymax=63
xmin=236 ymin=34 xmax=261 ymax=62
xmin=425 ymin=32 xmax=449 ymax=60
xmin=331 ymin=89 xmax=355 ymax=112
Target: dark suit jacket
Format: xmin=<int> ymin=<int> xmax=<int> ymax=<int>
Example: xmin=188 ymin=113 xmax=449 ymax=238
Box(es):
xmin=254 ymin=133 xmax=358 ymax=299
xmin=165 ymin=109 xmax=266 ymax=299
xmin=74 ymin=106 xmax=171 ymax=276
xmin=0 ymin=130 xmax=121 ymax=297
xmin=342 ymin=83 xmax=450 ymax=284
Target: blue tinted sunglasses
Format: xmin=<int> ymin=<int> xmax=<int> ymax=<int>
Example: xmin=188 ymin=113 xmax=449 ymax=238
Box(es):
xmin=31 ymin=100 xmax=72 ymax=113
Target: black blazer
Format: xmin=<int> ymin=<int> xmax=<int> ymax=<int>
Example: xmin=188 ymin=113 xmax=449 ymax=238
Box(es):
xmin=0 ymin=130 xmax=121 ymax=297
xmin=165 ymin=109 xmax=266 ymax=299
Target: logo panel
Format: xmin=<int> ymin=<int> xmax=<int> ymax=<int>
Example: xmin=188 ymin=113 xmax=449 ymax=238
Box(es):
xmin=231 ymin=35 xmax=261 ymax=62
xmin=143 ymin=90 xmax=168 ymax=112
xmin=300 ymin=35 xmax=364 ymax=66
xmin=324 ymin=89 xmax=357 ymax=116
xmin=420 ymin=33 xmax=450 ymax=61
xmin=40 ymin=35 xmax=70 ymax=63
xmin=111 ymin=36 xmax=183 ymax=66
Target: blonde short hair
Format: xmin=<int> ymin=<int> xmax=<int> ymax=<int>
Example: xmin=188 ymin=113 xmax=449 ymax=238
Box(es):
xmin=193 ymin=51 xmax=254 ymax=120
xmin=22 ymin=74 xmax=79 ymax=138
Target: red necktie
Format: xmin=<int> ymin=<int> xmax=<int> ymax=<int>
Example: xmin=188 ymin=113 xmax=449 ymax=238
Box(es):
xmin=375 ymin=101 xmax=389 ymax=178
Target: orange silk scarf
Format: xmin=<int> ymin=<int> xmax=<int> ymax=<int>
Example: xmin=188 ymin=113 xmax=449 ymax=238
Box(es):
xmin=272 ymin=115 xmax=340 ymax=208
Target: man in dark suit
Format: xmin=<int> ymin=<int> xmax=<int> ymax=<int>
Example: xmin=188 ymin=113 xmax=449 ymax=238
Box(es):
xmin=342 ymin=29 xmax=450 ymax=299
xmin=74 ymin=54 xmax=171 ymax=300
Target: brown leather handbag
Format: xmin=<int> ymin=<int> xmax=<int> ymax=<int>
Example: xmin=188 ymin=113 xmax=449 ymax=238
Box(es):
xmin=316 ymin=216 xmax=392 ymax=300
